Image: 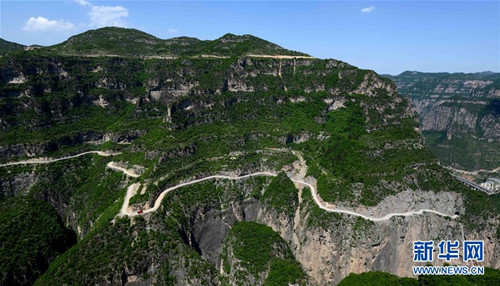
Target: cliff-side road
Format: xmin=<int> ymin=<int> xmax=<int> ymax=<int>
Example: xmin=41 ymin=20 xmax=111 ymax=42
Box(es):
xmin=0 ymin=151 xmax=120 ymax=167
xmin=1 ymin=151 xmax=459 ymax=222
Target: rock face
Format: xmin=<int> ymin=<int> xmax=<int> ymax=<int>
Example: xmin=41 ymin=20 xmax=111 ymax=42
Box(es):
xmin=385 ymin=71 xmax=500 ymax=99
xmin=385 ymin=71 xmax=500 ymax=174
xmin=220 ymin=221 xmax=306 ymax=286
xmin=142 ymin=180 xmax=498 ymax=285
xmin=418 ymin=101 xmax=500 ymax=140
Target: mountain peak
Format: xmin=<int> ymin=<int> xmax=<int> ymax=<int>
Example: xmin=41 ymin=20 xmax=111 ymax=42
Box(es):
xmin=34 ymin=27 xmax=309 ymax=57
xmin=65 ymin=27 xmax=160 ymax=42
xmin=210 ymin=33 xmax=307 ymax=56
xmin=219 ymin=33 xmax=257 ymax=41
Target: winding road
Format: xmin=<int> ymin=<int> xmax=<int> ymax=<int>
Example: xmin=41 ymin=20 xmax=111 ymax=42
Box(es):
xmin=1 ymin=151 xmax=459 ymax=222
xmin=0 ymin=151 xmax=119 ymax=167
xmin=291 ymin=178 xmax=458 ymax=221
xmin=121 ymin=172 xmax=277 ymax=217
xmin=106 ymin=162 xmax=140 ymax=178
xmin=118 ymin=172 xmax=458 ymax=221
xmin=115 ymin=167 xmax=459 ymax=221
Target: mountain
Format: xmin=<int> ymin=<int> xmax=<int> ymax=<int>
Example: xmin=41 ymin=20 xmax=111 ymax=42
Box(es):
xmin=384 ymin=71 xmax=500 ymax=179
xmin=1 ymin=28 xmax=499 ymax=285
xmin=50 ymin=27 xmax=164 ymax=56
xmin=0 ymin=39 xmax=26 ymax=55
xmin=196 ymin=33 xmax=308 ymax=57
xmin=384 ymin=71 xmax=500 ymax=98
xmin=46 ymin=27 xmax=308 ymax=57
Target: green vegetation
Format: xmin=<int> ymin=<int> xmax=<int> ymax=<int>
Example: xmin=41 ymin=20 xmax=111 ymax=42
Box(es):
xmin=26 ymin=155 xmax=128 ymax=232
xmin=39 ymin=27 xmax=307 ymax=57
xmin=296 ymin=94 xmax=434 ymax=206
xmin=0 ymin=197 xmax=76 ymax=285
xmin=384 ymin=71 xmax=500 ymax=171
xmin=37 ymin=177 xmax=270 ymax=285
xmin=50 ymin=27 xmax=164 ymax=56
xmin=339 ymin=268 xmax=500 ymax=286
xmin=222 ymin=222 xmax=306 ymax=285
xmin=226 ymin=222 xmax=294 ymax=274
xmin=384 ymin=71 xmax=500 ymax=99
xmin=301 ymin=186 xmax=343 ymax=228
xmin=418 ymin=99 xmax=500 ymax=171
xmin=423 ymin=130 xmax=500 ymax=171
xmin=264 ymin=259 xmax=307 ymax=286
xmin=339 ymin=271 xmax=418 ymax=286
xmin=0 ymin=153 xmax=132 ymax=234
xmin=35 ymin=216 xmax=205 ymax=286
xmin=0 ymin=38 xmax=25 ymax=55
xmin=1 ymin=30 xmax=499 ymax=285
xmin=196 ymin=33 xmax=308 ymax=57
xmin=262 ymin=171 xmax=298 ymax=216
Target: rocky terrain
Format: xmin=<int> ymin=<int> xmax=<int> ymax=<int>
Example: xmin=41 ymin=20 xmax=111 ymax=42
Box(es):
xmin=384 ymin=71 xmax=500 ymax=99
xmin=384 ymin=71 xmax=500 ymax=180
xmin=1 ymin=28 xmax=499 ymax=285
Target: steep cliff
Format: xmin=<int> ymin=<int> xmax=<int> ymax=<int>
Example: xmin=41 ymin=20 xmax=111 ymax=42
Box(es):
xmin=384 ymin=71 xmax=500 ymax=99
xmin=385 ymin=71 xmax=500 ymax=178
xmin=1 ymin=29 xmax=499 ymax=285
xmin=221 ymin=221 xmax=307 ymax=286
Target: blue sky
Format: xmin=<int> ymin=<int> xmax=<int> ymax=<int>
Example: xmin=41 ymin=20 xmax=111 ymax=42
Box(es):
xmin=1 ymin=1 xmax=498 ymax=74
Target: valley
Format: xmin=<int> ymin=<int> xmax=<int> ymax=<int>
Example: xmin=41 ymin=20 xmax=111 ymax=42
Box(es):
xmin=384 ymin=71 xmax=500 ymax=187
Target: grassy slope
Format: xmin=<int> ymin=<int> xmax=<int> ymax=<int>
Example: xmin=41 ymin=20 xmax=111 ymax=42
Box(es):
xmin=261 ymin=171 xmax=299 ymax=217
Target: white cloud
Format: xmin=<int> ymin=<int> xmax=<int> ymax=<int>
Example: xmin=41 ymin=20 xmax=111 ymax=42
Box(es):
xmin=75 ymin=1 xmax=129 ymax=28
xmin=168 ymin=29 xmax=179 ymax=34
xmin=74 ymin=0 xmax=91 ymax=7
xmin=22 ymin=16 xmax=75 ymax=32
xmin=361 ymin=6 xmax=376 ymax=13
xmin=21 ymin=0 xmax=128 ymax=34
xmin=89 ymin=5 xmax=129 ymax=27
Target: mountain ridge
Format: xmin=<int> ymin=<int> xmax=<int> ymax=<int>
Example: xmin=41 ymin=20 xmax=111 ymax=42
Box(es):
xmin=0 ymin=39 xmax=26 ymax=55
xmin=384 ymin=70 xmax=500 ymax=78
xmin=385 ymin=70 xmax=500 ymax=83
xmin=6 ymin=27 xmax=310 ymax=58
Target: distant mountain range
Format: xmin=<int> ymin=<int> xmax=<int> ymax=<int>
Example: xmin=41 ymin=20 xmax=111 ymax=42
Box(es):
xmin=383 ymin=70 xmax=500 ymax=99
xmin=383 ymin=71 xmax=500 ymax=176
